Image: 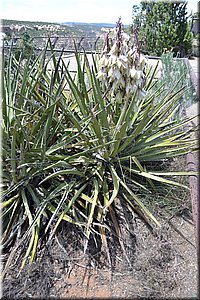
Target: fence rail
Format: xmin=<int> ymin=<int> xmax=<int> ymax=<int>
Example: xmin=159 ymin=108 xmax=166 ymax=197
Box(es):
xmin=2 ymin=35 xmax=103 ymax=54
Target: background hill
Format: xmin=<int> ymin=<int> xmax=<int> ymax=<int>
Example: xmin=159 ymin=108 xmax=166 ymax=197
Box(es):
xmin=1 ymin=19 xmax=118 ymax=38
xmin=1 ymin=19 xmax=111 ymax=52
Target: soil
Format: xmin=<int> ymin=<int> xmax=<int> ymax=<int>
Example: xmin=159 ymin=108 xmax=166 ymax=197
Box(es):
xmin=2 ymin=192 xmax=198 ymax=299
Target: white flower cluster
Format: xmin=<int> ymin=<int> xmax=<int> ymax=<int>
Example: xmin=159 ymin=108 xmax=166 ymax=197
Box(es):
xmin=97 ymin=20 xmax=148 ymax=103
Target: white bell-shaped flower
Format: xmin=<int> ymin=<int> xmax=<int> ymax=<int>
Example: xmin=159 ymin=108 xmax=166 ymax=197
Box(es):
xmin=97 ymin=18 xmax=148 ymax=103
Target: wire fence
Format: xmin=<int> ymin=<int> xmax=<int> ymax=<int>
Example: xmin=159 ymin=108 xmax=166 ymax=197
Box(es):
xmin=1 ymin=34 xmax=198 ymax=96
xmin=2 ymin=35 xmax=103 ymax=55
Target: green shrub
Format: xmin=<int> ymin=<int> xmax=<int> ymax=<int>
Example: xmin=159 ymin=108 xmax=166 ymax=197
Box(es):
xmin=192 ymin=37 xmax=200 ymax=56
xmin=156 ymin=51 xmax=198 ymax=117
xmin=1 ymin=25 xmax=198 ymax=271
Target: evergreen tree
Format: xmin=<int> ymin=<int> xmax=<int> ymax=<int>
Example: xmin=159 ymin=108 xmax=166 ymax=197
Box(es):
xmin=132 ymin=0 xmax=193 ymax=57
xmin=14 ymin=33 xmax=35 ymax=61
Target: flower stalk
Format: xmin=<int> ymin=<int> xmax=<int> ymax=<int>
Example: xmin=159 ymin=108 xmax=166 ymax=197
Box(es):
xmin=98 ymin=18 xmax=148 ymax=104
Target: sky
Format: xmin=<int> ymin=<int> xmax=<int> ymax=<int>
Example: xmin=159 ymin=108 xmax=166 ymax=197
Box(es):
xmin=0 ymin=0 xmax=199 ymax=25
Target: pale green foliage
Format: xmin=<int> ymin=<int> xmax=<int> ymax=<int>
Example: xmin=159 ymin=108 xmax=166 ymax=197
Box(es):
xmin=156 ymin=51 xmax=198 ymax=116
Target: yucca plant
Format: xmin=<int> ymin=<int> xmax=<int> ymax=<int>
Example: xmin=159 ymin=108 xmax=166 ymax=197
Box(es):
xmin=1 ymin=23 xmax=198 ymax=273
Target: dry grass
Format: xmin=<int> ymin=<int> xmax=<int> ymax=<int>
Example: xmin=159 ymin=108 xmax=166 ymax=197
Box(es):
xmin=142 ymin=155 xmax=192 ymax=221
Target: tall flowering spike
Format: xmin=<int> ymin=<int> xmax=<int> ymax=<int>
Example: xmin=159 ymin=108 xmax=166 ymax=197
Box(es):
xmin=98 ymin=19 xmax=148 ymax=103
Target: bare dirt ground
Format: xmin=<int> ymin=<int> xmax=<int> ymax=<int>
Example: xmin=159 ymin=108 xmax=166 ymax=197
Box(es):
xmin=2 ymin=210 xmax=198 ymax=299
